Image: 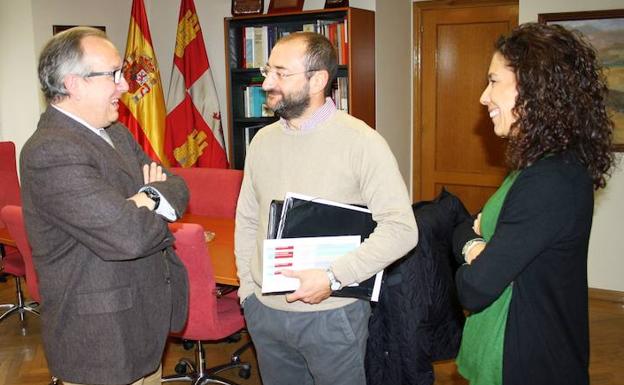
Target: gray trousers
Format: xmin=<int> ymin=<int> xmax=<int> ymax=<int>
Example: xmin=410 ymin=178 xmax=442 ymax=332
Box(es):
xmin=244 ymin=294 xmax=370 ymax=385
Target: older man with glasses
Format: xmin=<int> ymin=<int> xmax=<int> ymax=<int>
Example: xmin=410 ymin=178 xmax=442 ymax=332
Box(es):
xmin=20 ymin=27 xmax=189 ymax=385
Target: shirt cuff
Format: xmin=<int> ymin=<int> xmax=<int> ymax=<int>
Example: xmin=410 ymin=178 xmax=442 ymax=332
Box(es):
xmin=139 ymin=186 xmax=177 ymax=222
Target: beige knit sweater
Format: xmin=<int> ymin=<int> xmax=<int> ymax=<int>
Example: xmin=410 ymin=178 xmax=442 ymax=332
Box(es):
xmin=235 ymin=110 xmax=418 ymax=312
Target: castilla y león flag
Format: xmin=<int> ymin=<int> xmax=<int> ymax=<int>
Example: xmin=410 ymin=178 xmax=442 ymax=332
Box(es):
xmin=165 ymin=0 xmax=228 ymax=168
xmin=118 ymin=0 xmax=168 ymax=165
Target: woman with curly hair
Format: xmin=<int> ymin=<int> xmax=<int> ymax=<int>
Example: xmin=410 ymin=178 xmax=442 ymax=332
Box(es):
xmin=452 ymin=23 xmax=615 ymax=385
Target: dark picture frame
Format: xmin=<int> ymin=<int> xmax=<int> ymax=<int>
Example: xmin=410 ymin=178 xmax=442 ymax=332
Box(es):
xmin=231 ymin=0 xmax=264 ymax=16
xmin=53 ymin=25 xmax=106 ymax=35
xmin=539 ymin=9 xmax=624 ymax=151
xmin=267 ymin=0 xmax=304 ymax=14
xmin=324 ymin=0 xmax=349 ymax=9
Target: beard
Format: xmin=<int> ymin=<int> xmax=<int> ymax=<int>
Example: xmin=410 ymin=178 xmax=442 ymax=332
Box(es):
xmin=268 ymin=83 xmax=310 ymax=120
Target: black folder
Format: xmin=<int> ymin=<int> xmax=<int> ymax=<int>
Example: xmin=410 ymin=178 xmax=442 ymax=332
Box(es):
xmin=267 ymin=195 xmax=382 ymax=301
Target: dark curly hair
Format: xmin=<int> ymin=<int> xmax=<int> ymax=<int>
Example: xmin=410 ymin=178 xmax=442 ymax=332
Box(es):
xmin=496 ymin=23 xmax=614 ymax=189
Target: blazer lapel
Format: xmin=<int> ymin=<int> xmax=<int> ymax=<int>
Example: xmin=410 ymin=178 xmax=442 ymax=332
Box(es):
xmin=43 ymin=107 xmax=139 ymax=183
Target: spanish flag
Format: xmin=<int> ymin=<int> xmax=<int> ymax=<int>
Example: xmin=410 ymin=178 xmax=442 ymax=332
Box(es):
xmin=118 ymin=0 xmax=168 ymax=165
xmin=165 ymin=0 xmax=229 ymax=168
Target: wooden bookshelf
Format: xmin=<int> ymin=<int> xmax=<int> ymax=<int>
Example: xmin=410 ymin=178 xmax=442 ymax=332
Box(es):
xmin=224 ymin=7 xmax=375 ymax=169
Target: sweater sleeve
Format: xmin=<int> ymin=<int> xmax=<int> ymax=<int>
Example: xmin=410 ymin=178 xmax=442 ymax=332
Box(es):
xmin=234 ymin=148 xmax=260 ymax=304
xmin=455 ymin=163 xmax=578 ymax=312
xmin=330 ymin=130 xmax=419 ymax=285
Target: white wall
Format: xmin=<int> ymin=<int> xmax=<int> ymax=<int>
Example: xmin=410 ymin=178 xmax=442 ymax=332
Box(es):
xmin=0 ymin=1 xmax=40 ymax=155
xmin=375 ymin=0 xmax=413 ymax=187
xmin=520 ymin=0 xmax=624 ymax=292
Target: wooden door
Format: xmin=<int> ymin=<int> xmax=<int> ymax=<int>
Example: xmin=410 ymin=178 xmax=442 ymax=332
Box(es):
xmin=413 ymin=1 xmax=518 ymax=214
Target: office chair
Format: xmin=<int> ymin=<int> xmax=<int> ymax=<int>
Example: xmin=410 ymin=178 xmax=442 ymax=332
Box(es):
xmin=0 ymin=142 xmax=33 ymax=324
xmin=0 ymin=141 xmax=21 ymax=216
xmin=0 ymin=141 xmax=22 ymax=283
xmin=0 ymin=205 xmax=40 ymax=323
xmin=170 ymin=167 xmax=243 ymax=218
xmin=2 ymin=205 xmax=59 ymax=385
xmin=162 ymin=223 xmax=251 ymax=385
xmin=170 ymin=167 xmax=243 ymax=298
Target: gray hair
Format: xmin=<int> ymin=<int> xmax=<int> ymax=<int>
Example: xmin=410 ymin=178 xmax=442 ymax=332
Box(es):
xmin=38 ymin=27 xmax=107 ymax=103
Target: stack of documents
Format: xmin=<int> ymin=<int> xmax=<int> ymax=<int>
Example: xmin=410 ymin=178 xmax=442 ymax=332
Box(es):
xmin=262 ymin=192 xmax=383 ymax=301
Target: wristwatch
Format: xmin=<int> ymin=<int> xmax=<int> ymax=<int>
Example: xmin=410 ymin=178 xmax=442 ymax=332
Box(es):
xmin=326 ymin=269 xmax=341 ymax=291
xmin=142 ymin=186 xmax=161 ymax=210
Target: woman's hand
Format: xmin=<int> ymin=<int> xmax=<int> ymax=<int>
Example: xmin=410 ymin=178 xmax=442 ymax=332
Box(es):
xmin=473 ymin=213 xmax=482 ymax=236
xmin=465 ymin=241 xmax=486 ymax=264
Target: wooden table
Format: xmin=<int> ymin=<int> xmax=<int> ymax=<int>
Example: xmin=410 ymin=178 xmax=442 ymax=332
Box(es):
xmin=1 ymin=216 xmax=239 ymax=286
xmin=0 ymin=227 xmax=16 ymax=248
xmin=179 ymin=213 xmax=239 ymax=286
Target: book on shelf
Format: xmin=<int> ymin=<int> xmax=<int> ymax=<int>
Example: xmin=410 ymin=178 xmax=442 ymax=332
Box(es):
xmin=244 ymin=26 xmax=254 ymax=68
xmin=264 ymin=192 xmax=383 ymax=302
xmin=244 ymin=124 xmax=265 ymax=150
xmin=332 ymin=77 xmax=348 ymax=112
xmin=243 ymin=85 xmax=272 ymax=118
xmin=240 ymin=18 xmax=349 ymax=69
xmin=252 ymin=27 xmax=267 ymax=69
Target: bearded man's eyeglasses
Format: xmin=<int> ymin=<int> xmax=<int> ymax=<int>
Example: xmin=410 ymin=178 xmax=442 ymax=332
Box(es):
xmin=259 ymin=66 xmax=318 ymax=80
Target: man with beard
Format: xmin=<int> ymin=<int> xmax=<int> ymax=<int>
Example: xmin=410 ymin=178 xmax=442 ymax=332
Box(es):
xmin=234 ymin=32 xmax=418 ymax=385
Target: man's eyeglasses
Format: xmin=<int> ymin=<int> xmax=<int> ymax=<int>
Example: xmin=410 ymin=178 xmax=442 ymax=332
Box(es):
xmin=84 ymin=68 xmax=123 ymax=84
xmin=259 ymin=66 xmax=318 ymax=80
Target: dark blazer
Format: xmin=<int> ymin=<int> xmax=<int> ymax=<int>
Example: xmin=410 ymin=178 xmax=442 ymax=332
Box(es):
xmin=20 ymin=106 xmax=189 ymax=384
xmin=453 ymin=153 xmax=593 ymax=385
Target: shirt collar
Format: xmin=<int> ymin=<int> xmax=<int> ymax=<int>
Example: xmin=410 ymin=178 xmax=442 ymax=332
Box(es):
xmin=279 ymin=97 xmax=337 ymax=132
xmin=51 ymin=104 xmax=102 ymax=136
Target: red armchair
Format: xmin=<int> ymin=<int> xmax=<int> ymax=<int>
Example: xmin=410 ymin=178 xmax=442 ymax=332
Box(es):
xmin=0 ymin=141 xmax=21 ymax=214
xmin=0 ymin=141 xmax=22 ymax=266
xmin=0 ymin=205 xmax=40 ymax=323
xmin=169 ymin=167 xmax=243 ymax=218
xmin=0 ymin=142 xmax=34 ymax=325
xmin=163 ymin=222 xmax=251 ymax=384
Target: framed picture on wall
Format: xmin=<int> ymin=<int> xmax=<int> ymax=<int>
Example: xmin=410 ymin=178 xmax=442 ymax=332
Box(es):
xmin=52 ymin=25 xmax=106 ymax=35
xmin=539 ymin=9 xmax=624 ymax=151
xmin=267 ymin=0 xmax=304 ymax=14
xmin=231 ymin=0 xmax=263 ymax=16
xmin=324 ymin=0 xmax=349 ymax=9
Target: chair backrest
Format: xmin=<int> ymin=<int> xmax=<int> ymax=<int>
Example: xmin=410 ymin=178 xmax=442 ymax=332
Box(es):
xmin=168 ymin=222 xmax=220 ymax=340
xmin=0 ymin=142 xmax=21 ymax=227
xmin=170 ymin=167 xmax=243 ymax=218
xmin=0 ymin=205 xmax=40 ymax=303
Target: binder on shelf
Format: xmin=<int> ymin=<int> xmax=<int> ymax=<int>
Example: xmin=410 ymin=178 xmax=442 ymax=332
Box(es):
xmin=244 ymin=124 xmax=265 ymax=150
xmin=266 ymin=193 xmax=383 ymax=301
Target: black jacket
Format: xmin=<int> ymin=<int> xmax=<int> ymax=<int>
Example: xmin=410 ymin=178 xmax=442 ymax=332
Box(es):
xmin=366 ymin=190 xmax=469 ymax=385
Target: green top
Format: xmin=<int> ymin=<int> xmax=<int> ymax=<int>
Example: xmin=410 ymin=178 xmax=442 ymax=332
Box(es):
xmin=456 ymin=171 xmax=520 ymax=385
